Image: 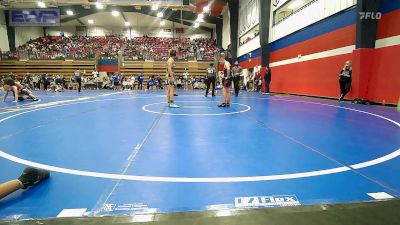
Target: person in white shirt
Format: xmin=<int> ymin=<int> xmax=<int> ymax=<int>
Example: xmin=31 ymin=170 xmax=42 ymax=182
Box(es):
xmin=183 ymin=68 xmax=189 ymax=90
xmin=92 ymin=70 xmax=99 ymax=89
xmin=129 ymin=75 xmax=135 ymax=90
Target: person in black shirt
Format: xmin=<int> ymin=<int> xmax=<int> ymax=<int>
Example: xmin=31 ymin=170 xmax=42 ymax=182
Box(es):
xmin=263 ymin=66 xmax=272 ymax=94
xmin=231 ymin=61 xmax=242 ymax=97
xmin=205 ymin=63 xmax=216 ymax=97
xmin=339 ymin=61 xmax=352 ymax=101
xmin=74 ymin=70 xmax=82 ymax=92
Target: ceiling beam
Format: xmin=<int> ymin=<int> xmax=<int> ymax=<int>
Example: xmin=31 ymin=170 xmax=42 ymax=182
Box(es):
xmin=76 ymin=18 xmax=85 ymax=26
xmin=121 ymin=12 xmax=128 ymax=22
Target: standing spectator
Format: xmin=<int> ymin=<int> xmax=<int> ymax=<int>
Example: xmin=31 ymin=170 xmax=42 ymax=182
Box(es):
xmin=32 ymin=75 xmax=39 ymax=90
xmin=41 ymin=74 xmax=47 ymax=90
xmin=73 ymin=69 xmax=83 ymax=92
xmin=263 ymin=66 xmax=272 ymax=94
xmin=92 ymin=69 xmax=99 ymax=89
xmin=69 ymin=75 xmax=75 ymax=90
xmin=205 ymin=63 xmax=216 ymax=97
xmin=231 ymin=61 xmax=242 ymax=97
xmin=138 ymin=73 xmax=144 ymax=90
xmin=156 ymin=76 xmax=163 ymax=90
xmin=183 ymin=68 xmax=189 ymax=90
xmin=339 ymin=60 xmax=352 ymax=101
xmin=55 ymin=75 xmax=64 ymax=91
xmin=120 ymin=73 xmax=126 ymax=86
xmin=129 ymin=75 xmax=135 ymax=90
xmin=255 ymin=71 xmax=262 ymax=92
xmin=111 ymin=73 xmax=120 ymax=90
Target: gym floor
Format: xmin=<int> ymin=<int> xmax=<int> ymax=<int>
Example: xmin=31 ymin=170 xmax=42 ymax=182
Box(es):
xmin=0 ymin=90 xmax=399 ymax=220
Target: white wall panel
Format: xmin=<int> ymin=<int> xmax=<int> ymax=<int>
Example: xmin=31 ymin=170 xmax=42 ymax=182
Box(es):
xmin=238 ymin=35 xmax=260 ymax=56
xmin=15 ymin=27 xmax=44 ymax=48
xmin=222 ymin=5 xmax=231 ymax=49
xmin=269 ymin=0 xmax=356 ymax=42
xmin=238 ymin=0 xmax=259 ymax=37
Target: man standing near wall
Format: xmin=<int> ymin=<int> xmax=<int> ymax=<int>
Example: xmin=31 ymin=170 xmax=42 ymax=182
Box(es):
xmin=231 ymin=61 xmax=242 ymax=97
xmin=138 ymin=73 xmax=143 ymax=90
xmin=205 ymin=63 xmax=216 ymax=97
xmin=73 ymin=69 xmax=82 ymax=92
xmin=263 ymin=66 xmax=272 ymax=94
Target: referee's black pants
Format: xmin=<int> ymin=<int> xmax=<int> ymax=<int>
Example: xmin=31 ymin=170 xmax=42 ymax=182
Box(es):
xmin=205 ymin=77 xmax=216 ymax=96
xmin=233 ymin=76 xmax=240 ymax=96
xmin=76 ymin=77 xmax=82 ymax=92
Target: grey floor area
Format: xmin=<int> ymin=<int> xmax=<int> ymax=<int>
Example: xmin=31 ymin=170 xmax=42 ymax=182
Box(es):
xmin=1 ymin=199 xmax=400 ymax=225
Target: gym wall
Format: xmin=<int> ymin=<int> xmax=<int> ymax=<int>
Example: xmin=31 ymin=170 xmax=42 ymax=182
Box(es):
xmin=269 ymin=8 xmax=356 ymax=99
xmin=270 ymin=0 xmax=400 ymax=104
xmin=15 ymin=27 xmax=44 ymax=48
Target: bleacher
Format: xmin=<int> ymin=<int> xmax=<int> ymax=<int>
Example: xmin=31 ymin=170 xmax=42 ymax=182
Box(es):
xmin=0 ymin=35 xmax=217 ymax=86
xmin=0 ymin=59 xmax=212 ymax=83
xmin=0 ymin=60 xmax=95 ymax=78
xmin=120 ymin=61 xmax=211 ymax=80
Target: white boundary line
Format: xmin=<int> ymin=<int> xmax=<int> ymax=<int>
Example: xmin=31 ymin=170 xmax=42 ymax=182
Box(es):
xmin=142 ymin=101 xmax=251 ymax=116
xmin=0 ymin=99 xmax=41 ymax=110
xmin=0 ymin=97 xmax=398 ymax=182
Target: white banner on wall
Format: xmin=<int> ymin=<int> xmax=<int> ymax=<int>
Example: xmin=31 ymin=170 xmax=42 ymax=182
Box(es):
xmin=238 ymin=0 xmax=259 ymax=37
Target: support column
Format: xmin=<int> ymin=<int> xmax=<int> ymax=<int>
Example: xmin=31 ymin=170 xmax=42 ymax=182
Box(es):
xmin=228 ymin=0 xmax=239 ymax=60
xmin=259 ymin=0 xmax=272 ymax=68
xmin=352 ymin=0 xmax=381 ymax=101
xmin=356 ymin=0 xmax=381 ymax=48
xmin=4 ymin=10 xmax=16 ymax=51
xmin=259 ymin=0 xmax=272 ymax=92
xmin=216 ymin=19 xmax=223 ymax=49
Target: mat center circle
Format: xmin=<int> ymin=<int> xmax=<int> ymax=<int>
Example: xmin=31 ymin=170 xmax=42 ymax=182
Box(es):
xmin=142 ymin=101 xmax=251 ymax=116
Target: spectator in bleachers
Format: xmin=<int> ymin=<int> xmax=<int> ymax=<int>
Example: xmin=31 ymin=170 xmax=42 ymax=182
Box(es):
xmin=7 ymin=35 xmax=218 ymax=61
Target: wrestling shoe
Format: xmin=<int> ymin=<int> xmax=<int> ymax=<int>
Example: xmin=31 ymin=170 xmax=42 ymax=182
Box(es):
xmin=169 ymin=103 xmax=180 ymax=108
